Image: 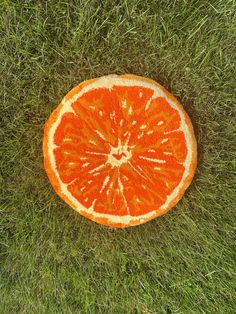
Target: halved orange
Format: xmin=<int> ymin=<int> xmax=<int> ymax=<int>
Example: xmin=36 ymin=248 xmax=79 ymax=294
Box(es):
xmin=43 ymin=74 xmax=197 ymax=228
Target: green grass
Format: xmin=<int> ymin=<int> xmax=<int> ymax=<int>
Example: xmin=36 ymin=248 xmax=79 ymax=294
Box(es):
xmin=1 ymin=0 xmax=236 ymax=313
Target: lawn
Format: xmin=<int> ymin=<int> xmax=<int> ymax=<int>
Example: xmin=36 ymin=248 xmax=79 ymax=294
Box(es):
xmin=1 ymin=0 xmax=235 ymax=313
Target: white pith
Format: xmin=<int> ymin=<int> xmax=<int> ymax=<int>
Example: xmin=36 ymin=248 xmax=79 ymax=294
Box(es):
xmin=107 ymin=139 xmax=132 ymax=167
xmin=46 ymin=75 xmax=194 ymax=225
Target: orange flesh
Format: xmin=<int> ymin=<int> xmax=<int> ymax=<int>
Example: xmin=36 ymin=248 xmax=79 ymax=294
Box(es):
xmin=44 ymin=75 xmax=197 ymax=228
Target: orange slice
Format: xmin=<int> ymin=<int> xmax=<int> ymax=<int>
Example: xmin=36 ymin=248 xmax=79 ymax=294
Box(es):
xmin=43 ymin=74 xmax=197 ymax=228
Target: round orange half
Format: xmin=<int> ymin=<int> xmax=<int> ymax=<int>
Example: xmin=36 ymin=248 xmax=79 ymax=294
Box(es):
xmin=43 ymin=74 xmax=197 ymax=228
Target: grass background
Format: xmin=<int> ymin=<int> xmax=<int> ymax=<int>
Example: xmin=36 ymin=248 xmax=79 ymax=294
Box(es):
xmin=1 ymin=0 xmax=236 ymax=313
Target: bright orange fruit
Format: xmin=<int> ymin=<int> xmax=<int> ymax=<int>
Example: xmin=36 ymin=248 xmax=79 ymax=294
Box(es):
xmin=43 ymin=74 xmax=197 ymax=228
